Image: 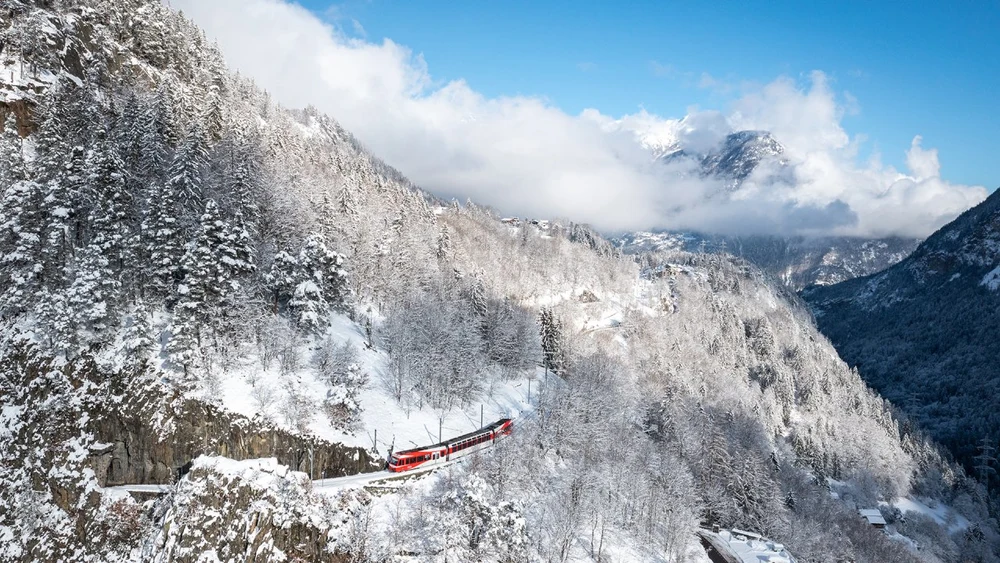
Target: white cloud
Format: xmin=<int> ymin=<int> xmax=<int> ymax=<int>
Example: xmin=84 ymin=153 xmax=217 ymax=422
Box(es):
xmin=172 ymin=0 xmax=987 ymax=238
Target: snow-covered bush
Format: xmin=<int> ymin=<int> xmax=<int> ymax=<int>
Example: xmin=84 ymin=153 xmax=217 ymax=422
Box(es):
xmin=97 ymin=497 xmax=147 ymax=551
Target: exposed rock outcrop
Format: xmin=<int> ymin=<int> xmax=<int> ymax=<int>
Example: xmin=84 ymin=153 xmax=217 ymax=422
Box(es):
xmin=147 ymin=456 xmax=361 ymax=563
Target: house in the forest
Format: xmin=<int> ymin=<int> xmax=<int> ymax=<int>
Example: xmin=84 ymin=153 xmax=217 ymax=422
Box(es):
xmin=859 ymin=508 xmax=887 ymax=529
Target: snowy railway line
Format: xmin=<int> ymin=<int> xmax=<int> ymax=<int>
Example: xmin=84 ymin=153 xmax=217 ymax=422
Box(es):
xmin=105 ymin=415 xmax=529 ymax=496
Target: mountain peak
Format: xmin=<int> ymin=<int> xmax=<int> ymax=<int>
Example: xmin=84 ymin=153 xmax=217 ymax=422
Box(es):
xmin=701 ymin=130 xmax=785 ymax=183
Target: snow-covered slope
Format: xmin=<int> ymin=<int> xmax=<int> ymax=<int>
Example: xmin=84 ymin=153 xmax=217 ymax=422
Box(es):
xmin=1 ymin=1 xmax=997 ymax=562
xmin=804 ymin=187 xmax=1000 ymax=472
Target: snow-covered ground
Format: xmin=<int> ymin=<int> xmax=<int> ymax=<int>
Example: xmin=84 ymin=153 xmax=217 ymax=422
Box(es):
xmin=196 ymin=313 xmax=538 ymax=462
xmin=980 ymin=265 xmax=1000 ymax=291
xmin=888 ymin=496 xmax=970 ymax=533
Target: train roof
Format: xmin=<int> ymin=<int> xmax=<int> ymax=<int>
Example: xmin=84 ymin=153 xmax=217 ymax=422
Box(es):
xmin=393 ymin=418 xmax=511 ymax=456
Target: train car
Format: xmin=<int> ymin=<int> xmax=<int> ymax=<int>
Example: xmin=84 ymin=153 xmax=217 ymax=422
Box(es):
xmin=387 ymin=418 xmax=513 ymax=472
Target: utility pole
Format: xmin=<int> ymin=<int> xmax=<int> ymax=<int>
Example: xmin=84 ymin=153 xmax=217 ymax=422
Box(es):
xmin=439 ymin=417 xmax=442 ymax=444
xmin=480 ymin=404 xmax=484 ymax=428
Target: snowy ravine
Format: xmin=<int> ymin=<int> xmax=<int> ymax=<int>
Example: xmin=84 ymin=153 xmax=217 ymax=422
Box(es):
xmin=1 ymin=1 xmax=999 ymax=562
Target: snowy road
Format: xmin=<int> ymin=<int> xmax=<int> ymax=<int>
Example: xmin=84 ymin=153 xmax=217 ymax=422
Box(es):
xmin=312 ymin=469 xmax=394 ymax=490
xmin=312 ymin=447 xmax=491 ymax=492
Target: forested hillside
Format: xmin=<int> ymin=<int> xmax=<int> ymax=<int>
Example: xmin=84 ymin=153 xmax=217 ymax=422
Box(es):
xmin=805 ymin=188 xmax=1000 ymax=486
xmin=0 ymin=1 xmax=997 ymax=562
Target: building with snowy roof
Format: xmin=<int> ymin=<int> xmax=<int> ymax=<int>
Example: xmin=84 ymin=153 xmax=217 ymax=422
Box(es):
xmin=859 ymin=508 xmax=887 ymax=528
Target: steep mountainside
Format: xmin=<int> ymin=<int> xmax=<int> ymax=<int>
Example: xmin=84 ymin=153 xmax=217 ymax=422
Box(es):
xmin=616 ymin=231 xmax=920 ymax=290
xmin=0 ymin=1 xmax=997 ymax=562
xmin=804 ymin=188 xmax=1000 ymax=473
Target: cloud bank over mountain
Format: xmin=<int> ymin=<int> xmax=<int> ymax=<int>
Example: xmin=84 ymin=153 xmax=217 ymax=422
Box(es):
xmin=173 ymin=0 xmax=987 ymax=237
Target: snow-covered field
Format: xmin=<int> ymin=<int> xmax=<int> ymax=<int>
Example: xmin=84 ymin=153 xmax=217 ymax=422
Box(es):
xmin=889 ymin=496 xmax=970 ymax=533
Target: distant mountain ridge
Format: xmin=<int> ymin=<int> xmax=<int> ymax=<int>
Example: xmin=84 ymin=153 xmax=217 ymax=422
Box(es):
xmin=614 ymin=231 xmax=920 ymax=290
xmin=803 ymin=187 xmax=1000 ymax=471
xmin=615 ymin=128 xmax=918 ymax=289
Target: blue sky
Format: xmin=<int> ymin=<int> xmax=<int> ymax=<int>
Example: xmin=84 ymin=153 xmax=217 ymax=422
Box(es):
xmin=179 ymin=0 xmax=993 ymax=236
xmin=304 ymin=0 xmax=999 ymax=189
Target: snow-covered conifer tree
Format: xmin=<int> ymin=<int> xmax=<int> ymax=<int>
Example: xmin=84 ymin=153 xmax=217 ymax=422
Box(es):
xmin=0 ymin=179 xmax=45 ymax=317
xmin=483 ymin=298 xmax=541 ymax=373
xmin=539 ymin=307 xmax=564 ymax=375
xmin=167 ymin=126 xmax=208 ymax=208
xmin=86 ymin=128 xmax=131 ymax=275
xmin=170 ymin=199 xmax=238 ymax=373
xmin=142 ymin=180 xmax=185 ymax=299
xmin=0 ymin=115 xmax=25 ymax=188
xmin=265 ymin=251 xmax=299 ymax=313
xmin=66 ymin=241 xmax=121 ymax=346
xmin=284 ymin=234 xmax=347 ymax=333
xmin=48 ymin=144 xmax=86 ymax=257
xmin=437 ymin=223 xmax=451 ymax=261
xmin=202 ymin=85 xmax=225 ymax=143
xmin=152 ymin=81 xmax=180 ymax=147
xmin=139 ymin=94 xmax=171 ymax=182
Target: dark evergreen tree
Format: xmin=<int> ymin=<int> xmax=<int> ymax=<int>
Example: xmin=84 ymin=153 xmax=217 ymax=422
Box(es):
xmin=66 ymin=241 xmax=120 ymax=346
xmin=202 ymin=84 xmax=225 ymax=143
xmin=139 ymin=93 xmax=171 ymax=182
xmin=0 ymin=179 xmax=45 ymax=317
xmin=170 ymin=197 xmax=256 ymax=361
xmin=152 ymin=80 xmax=180 ymax=147
xmin=0 ymin=115 xmax=25 ymax=188
xmin=290 ymin=234 xmax=346 ymax=333
xmin=540 ymin=307 xmax=564 ymax=375
xmin=86 ymin=128 xmax=131 ymax=276
xmin=142 ymin=179 xmax=185 ymax=300
xmin=167 ymin=125 xmax=208 ymax=209
xmin=266 ymin=250 xmax=299 ymax=313
xmin=38 ymin=146 xmax=80 ymax=289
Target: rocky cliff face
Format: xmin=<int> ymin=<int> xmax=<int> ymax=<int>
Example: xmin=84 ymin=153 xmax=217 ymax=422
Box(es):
xmin=0 ymin=342 xmax=379 ymax=561
xmin=90 ymin=390 xmax=376 ymax=487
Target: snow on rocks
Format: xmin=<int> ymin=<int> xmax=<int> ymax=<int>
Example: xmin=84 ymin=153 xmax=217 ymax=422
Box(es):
xmin=147 ymin=455 xmax=361 ymax=562
xmin=980 ymin=265 xmax=1000 ymax=290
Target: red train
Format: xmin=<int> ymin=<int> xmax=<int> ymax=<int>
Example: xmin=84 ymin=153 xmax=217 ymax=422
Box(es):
xmin=387 ymin=418 xmax=513 ymax=472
